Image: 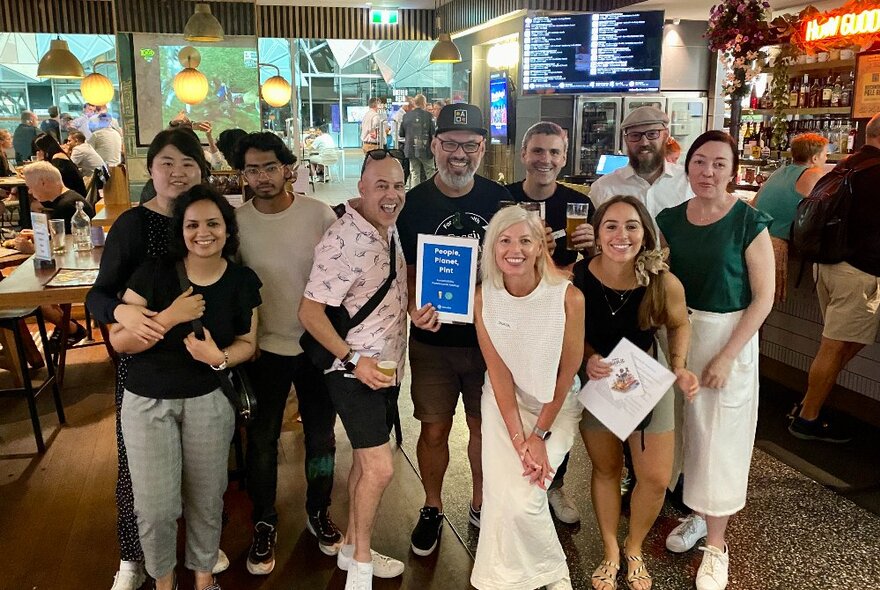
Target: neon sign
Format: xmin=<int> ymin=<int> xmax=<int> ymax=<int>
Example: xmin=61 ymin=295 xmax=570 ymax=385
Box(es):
xmin=804 ymin=6 xmax=880 ymax=43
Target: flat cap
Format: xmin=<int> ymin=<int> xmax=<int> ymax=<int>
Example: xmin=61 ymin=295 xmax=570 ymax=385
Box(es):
xmin=621 ymin=106 xmax=669 ymax=130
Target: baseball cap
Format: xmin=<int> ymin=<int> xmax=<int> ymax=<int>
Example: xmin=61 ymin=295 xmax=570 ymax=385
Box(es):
xmin=435 ymin=103 xmax=487 ymax=136
xmin=621 ymin=106 xmax=669 ymax=131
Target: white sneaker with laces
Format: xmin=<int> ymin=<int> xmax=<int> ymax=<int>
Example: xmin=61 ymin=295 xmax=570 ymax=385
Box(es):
xmin=665 ymin=513 xmax=707 ymax=553
xmin=109 ymin=562 xmax=145 ymax=590
xmin=337 ymin=546 xmax=404 ymax=579
xmin=547 ymin=487 xmax=581 ymax=524
xmin=345 ymin=560 xmax=374 ymax=590
xmin=696 ymin=544 xmax=729 ymax=590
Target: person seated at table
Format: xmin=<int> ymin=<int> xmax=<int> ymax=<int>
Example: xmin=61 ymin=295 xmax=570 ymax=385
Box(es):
xmin=309 ymin=124 xmax=336 ymax=179
xmin=215 ymin=128 xmax=248 ymax=170
xmin=65 ymin=130 xmax=107 ymax=179
xmin=0 ymin=128 xmax=15 ymax=177
xmin=109 ymin=185 xmax=261 ymax=590
xmin=33 ymin=133 xmax=88 ymax=197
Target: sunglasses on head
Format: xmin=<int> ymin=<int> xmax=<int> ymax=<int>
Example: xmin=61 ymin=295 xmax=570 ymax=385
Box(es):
xmin=361 ymin=148 xmax=405 ymax=174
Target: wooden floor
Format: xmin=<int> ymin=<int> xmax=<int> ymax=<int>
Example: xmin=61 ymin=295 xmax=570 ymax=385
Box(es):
xmin=0 ymin=344 xmax=475 ymax=590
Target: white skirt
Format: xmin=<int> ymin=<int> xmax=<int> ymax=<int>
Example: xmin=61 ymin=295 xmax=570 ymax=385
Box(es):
xmin=682 ymin=309 xmax=759 ymax=517
xmin=470 ymin=377 xmax=582 ymax=590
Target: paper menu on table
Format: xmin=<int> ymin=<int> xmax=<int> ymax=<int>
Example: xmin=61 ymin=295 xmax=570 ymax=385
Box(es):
xmin=577 ymin=338 xmax=676 ymax=442
xmin=30 ymin=212 xmax=53 ymax=262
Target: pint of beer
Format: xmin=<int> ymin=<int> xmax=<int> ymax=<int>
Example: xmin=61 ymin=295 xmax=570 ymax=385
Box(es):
xmin=377 ymin=360 xmax=398 ymax=379
xmin=566 ymin=203 xmax=589 ymax=250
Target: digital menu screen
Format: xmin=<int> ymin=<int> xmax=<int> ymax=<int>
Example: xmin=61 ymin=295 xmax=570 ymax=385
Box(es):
xmin=522 ymin=12 xmax=664 ymax=95
xmin=489 ymin=74 xmax=509 ymax=144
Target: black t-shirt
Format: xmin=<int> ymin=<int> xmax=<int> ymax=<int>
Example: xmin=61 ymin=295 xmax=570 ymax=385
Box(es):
xmin=398 ymin=174 xmax=511 ymax=347
xmin=506 ymin=181 xmax=595 ymax=267
xmin=51 ymin=157 xmax=88 ymax=198
xmin=43 ymin=189 xmax=95 ymax=233
xmin=124 ymin=258 xmax=262 ymax=399
xmin=845 ymin=145 xmax=880 ymax=276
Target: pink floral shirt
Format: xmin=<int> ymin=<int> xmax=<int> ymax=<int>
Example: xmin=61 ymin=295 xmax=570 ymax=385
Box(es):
xmin=304 ymin=199 xmax=408 ymax=378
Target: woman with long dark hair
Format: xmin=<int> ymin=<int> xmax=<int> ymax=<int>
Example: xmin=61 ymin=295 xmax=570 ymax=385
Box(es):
xmin=33 ymin=132 xmax=87 ymax=196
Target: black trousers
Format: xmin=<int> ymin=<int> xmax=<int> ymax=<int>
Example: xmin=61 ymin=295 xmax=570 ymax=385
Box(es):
xmin=245 ymin=351 xmax=337 ymax=525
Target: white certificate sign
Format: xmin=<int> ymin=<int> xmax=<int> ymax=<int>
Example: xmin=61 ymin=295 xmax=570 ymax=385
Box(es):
xmin=30 ymin=212 xmax=53 ymax=262
xmin=415 ymin=234 xmax=479 ymax=324
xmin=577 ymin=338 xmax=676 ymax=441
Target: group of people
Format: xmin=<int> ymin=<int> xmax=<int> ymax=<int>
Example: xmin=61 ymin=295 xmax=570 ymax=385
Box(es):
xmin=85 ymin=99 xmax=880 ymax=590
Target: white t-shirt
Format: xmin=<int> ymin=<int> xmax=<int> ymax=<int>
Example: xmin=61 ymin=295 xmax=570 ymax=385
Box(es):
xmin=69 ymin=143 xmax=106 ymax=177
xmin=311 ymin=133 xmax=336 ymax=151
xmin=235 ymin=194 xmax=337 ymax=356
xmin=589 ymin=161 xmax=693 ymax=224
xmin=360 ymin=109 xmax=383 ymax=144
xmin=87 ymin=127 xmax=123 ymax=167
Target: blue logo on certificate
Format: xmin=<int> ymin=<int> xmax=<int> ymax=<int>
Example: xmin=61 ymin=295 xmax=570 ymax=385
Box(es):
xmin=416 ymin=234 xmax=479 ymax=324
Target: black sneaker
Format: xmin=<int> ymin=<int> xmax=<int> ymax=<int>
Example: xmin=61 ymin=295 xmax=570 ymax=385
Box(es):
xmin=786 ymin=402 xmax=803 ymax=421
xmin=246 ymin=521 xmax=277 ymax=575
xmin=306 ymin=508 xmax=343 ymax=556
xmin=789 ymin=415 xmax=852 ymax=444
xmin=410 ymin=506 xmax=443 ymax=556
xmin=468 ymin=504 xmax=481 ymax=528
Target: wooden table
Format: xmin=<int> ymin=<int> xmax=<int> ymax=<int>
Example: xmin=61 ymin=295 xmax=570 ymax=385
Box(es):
xmin=0 ymin=177 xmax=31 ymax=229
xmin=91 ymin=203 xmax=130 ymax=227
xmin=0 ymin=236 xmax=103 ymax=386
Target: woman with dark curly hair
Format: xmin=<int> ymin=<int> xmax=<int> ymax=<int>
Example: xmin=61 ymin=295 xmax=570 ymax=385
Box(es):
xmin=109 ymin=185 xmax=261 ymax=590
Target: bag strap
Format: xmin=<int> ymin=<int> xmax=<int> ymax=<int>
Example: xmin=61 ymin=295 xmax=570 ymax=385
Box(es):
xmin=347 ymin=236 xmax=397 ymax=329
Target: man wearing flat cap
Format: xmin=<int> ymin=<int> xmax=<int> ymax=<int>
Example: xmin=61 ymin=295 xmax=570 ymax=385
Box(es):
xmin=397 ymin=103 xmax=513 ymax=558
xmin=589 ymin=106 xmax=691 ymax=223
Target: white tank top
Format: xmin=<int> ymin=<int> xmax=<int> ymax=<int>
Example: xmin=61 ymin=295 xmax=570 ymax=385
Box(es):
xmin=481 ymin=278 xmax=569 ymax=404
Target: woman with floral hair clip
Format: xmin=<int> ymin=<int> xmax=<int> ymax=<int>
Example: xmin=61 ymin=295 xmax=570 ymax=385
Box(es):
xmin=575 ymin=195 xmax=699 ymax=590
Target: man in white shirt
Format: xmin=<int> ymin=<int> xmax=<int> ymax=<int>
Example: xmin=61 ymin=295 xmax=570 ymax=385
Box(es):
xmin=360 ymin=97 xmax=385 ymax=153
xmin=589 ymin=106 xmax=691 ymax=224
xmin=87 ymin=113 xmax=123 ymax=166
xmin=66 ymin=130 xmax=106 ymax=177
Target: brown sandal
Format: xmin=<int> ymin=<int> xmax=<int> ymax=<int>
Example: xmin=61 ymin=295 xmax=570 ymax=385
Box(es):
xmin=591 ymin=559 xmax=619 ymax=590
xmin=624 ymin=552 xmax=652 ymax=590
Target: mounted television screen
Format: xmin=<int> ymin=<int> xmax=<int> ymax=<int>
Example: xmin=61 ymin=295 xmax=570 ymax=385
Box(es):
xmin=522 ymin=11 xmax=664 ymax=95
xmin=489 ymin=74 xmax=509 ymax=145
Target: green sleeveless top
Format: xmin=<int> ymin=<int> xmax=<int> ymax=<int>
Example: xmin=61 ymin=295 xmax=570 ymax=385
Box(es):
xmin=656 ymin=199 xmax=772 ymax=313
xmin=755 ymin=163 xmax=807 ymax=239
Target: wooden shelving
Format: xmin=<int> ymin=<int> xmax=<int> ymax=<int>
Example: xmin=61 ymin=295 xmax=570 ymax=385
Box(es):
xmin=742 ymin=107 xmax=852 ymax=116
xmin=787 ymin=58 xmax=855 ymax=74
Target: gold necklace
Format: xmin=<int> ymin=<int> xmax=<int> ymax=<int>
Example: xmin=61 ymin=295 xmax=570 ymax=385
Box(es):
xmin=599 ymin=280 xmax=638 ymax=316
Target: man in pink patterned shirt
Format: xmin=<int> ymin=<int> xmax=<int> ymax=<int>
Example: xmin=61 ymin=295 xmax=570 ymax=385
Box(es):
xmin=299 ymin=152 xmax=439 ymax=590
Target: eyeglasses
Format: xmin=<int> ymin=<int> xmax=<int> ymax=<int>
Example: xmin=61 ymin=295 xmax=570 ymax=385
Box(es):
xmin=243 ymin=164 xmax=284 ymax=179
xmin=624 ymin=129 xmax=664 ymax=143
xmin=437 ymin=140 xmax=482 ymax=154
xmin=361 ymin=148 xmax=405 ymax=174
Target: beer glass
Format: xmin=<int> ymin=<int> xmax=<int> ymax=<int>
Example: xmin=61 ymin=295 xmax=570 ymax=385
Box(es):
xmin=566 ymin=203 xmax=589 ymax=250
xmin=377 ymin=360 xmax=398 ymax=379
xmin=49 ymin=219 xmax=66 ymax=254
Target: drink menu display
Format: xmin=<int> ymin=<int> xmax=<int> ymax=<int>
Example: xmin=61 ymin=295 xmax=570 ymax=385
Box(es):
xmin=522 ymin=12 xmax=664 ymax=94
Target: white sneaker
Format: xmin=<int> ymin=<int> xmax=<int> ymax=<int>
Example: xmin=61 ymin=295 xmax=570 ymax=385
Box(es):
xmin=212 ymin=549 xmax=229 ymax=574
xmin=665 ymin=513 xmax=707 ymax=553
xmin=110 ymin=562 xmax=145 ymax=590
xmin=337 ymin=545 xmax=404 ymax=579
xmin=547 ymin=487 xmax=581 ymax=524
xmin=345 ymin=560 xmax=374 ymax=590
xmin=545 ymin=576 xmax=573 ymax=589
xmin=696 ymin=544 xmax=729 ymax=590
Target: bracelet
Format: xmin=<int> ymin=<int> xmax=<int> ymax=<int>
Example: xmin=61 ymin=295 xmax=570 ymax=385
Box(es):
xmin=511 ymin=432 xmax=521 ymax=444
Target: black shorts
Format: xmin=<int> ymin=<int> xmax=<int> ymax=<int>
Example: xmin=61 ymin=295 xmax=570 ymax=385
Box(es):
xmin=324 ymin=371 xmax=398 ymax=449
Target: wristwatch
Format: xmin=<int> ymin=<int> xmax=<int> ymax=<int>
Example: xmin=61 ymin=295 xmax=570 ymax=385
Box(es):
xmin=211 ymin=349 xmax=229 ymax=371
xmin=342 ymin=350 xmax=361 ymax=373
xmin=532 ymin=425 xmax=552 ymax=441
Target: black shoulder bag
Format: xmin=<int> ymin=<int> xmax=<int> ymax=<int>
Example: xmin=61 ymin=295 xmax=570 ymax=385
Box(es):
xmin=175 ymin=261 xmax=256 ymax=425
xmin=300 ymin=237 xmax=397 ymax=370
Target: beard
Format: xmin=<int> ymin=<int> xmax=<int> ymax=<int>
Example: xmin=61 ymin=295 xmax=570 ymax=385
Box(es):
xmin=437 ymin=159 xmax=476 ymax=190
xmin=629 ymin=146 xmax=665 ymax=176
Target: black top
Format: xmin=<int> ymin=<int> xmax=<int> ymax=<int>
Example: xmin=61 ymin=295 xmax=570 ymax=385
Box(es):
xmin=13 ymin=124 xmax=38 ymax=163
xmin=573 ymin=257 xmax=654 ymax=356
xmin=86 ymin=207 xmax=172 ymax=325
xmin=40 ymin=119 xmax=61 ymax=141
xmin=42 ymin=189 xmax=95 ymax=233
xmin=124 ymin=258 xmax=262 ymax=399
xmin=51 ymin=157 xmax=88 ymax=197
xmin=399 ymin=107 xmax=435 ymax=159
xmin=845 ymin=145 xmax=880 ymax=276
xmin=398 ymin=174 xmax=511 ymax=347
xmin=506 ymin=181 xmax=595 ymax=267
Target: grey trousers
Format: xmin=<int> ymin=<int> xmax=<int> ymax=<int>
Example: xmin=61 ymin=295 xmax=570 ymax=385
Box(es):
xmin=122 ymin=388 xmax=234 ymax=579
xmin=409 ymin=155 xmax=436 ymax=186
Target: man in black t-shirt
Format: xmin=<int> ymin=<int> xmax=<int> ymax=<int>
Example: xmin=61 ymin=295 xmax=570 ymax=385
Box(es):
xmin=507 ymin=121 xmax=595 ymax=271
xmin=397 ymin=104 xmax=511 ymax=556
xmin=22 ymin=160 xmax=94 ymax=232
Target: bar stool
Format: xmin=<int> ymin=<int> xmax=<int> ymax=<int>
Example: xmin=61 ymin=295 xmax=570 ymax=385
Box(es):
xmin=0 ymin=306 xmax=64 ymax=453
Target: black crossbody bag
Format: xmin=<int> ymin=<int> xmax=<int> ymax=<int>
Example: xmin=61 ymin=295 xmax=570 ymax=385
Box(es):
xmin=300 ymin=237 xmax=397 ymax=370
xmin=175 ymin=261 xmax=256 ymax=425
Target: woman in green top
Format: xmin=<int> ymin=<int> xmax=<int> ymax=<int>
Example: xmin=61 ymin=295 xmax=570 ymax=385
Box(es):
xmin=754 ymin=133 xmax=828 ymax=302
xmin=656 ymin=131 xmax=774 ymax=590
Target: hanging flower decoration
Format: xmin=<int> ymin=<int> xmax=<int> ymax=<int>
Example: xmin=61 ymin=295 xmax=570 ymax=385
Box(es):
xmin=705 ymin=0 xmax=772 ymax=99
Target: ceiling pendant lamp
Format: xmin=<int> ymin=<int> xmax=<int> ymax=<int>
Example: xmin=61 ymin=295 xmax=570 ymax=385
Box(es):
xmin=259 ymin=64 xmax=291 ymax=107
xmin=184 ymin=3 xmax=225 ymax=43
xmin=37 ymin=38 xmax=85 ymax=79
xmin=173 ymin=47 xmax=209 ymax=105
xmin=80 ymin=60 xmax=117 ymax=106
xmin=429 ymin=2 xmax=461 ymax=64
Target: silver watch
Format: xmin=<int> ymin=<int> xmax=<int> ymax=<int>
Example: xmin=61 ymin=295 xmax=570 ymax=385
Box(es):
xmin=211 ymin=349 xmax=229 ymax=371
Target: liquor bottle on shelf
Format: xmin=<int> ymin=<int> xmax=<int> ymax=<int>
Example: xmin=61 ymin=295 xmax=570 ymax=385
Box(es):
xmin=821 ymin=75 xmax=833 ymax=108
xmin=838 ymin=120 xmax=851 ymax=155
xmin=789 ymin=77 xmax=800 ymax=108
xmin=848 ymin=120 xmax=858 ymax=153
xmin=751 ymin=123 xmax=763 ymax=159
xmin=831 ymin=75 xmax=843 ymax=107
xmin=749 ymin=85 xmax=759 ymax=109
xmin=840 ymin=71 xmax=854 ymax=107
xmin=809 ymin=75 xmax=821 ymax=108
xmin=798 ymin=74 xmax=810 ymax=108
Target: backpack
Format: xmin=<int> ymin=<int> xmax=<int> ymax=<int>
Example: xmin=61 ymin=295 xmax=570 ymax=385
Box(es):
xmin=790 ymin=155 xmax=880 ymax=264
